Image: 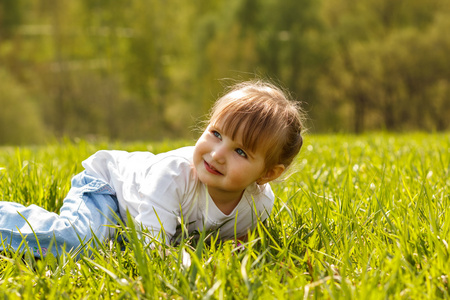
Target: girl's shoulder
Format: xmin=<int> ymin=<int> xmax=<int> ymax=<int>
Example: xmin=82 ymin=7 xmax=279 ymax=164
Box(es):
xmin=146 ymin=146 xmax=195 ymax=171
xmin=85 ymin=146 xmax=195 ymax=167
xmin=152 ymin=146 xmax=194 ymax=162
xmin=143 ymin=146 xmax=197 ymax=185
xmin=82 ymin=147 xmax=196 ymax=183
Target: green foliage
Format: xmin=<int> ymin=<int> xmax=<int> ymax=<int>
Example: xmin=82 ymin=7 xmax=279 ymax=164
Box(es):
xmin=0 ymin=0 xmax=449 ymax=144
xmin=0 ymin=0 xmax=23 ymax=38
xmin=319 ymin=5 xmax=450 ymax=132
xmin=0 ymin=68 xmax=46 ymax=145
xmin=0 ymin=133 xmax=449 ymax=298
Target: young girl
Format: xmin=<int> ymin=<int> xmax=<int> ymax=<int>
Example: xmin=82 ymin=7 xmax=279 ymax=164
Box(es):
xmin=0 ymin=80 xmax=305 ymax=258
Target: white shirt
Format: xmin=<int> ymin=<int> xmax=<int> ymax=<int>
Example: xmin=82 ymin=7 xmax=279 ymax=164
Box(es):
xmin=82 ymin=147 xmax=274 ymax=243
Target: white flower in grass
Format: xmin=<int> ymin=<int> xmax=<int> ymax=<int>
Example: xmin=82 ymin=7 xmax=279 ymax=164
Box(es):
xmin=181 ymin=248 xmax=191 ymax=268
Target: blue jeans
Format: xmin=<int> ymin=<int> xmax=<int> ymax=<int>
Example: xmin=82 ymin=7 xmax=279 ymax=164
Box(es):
xmin=0 ymin=171 xmax=120 ymax=258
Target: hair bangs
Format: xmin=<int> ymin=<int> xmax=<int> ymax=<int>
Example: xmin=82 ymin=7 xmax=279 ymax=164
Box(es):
xmin=210 ymin=98 xmax=279 ymax=155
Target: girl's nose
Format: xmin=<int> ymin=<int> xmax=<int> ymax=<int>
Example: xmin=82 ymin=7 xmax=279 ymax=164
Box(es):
xmin=211 ymin=146 xmax=226 ymax=164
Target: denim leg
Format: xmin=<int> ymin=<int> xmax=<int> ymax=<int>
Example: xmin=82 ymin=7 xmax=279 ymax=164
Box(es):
xmin=0 ymin=171 xmax=120 ymax=258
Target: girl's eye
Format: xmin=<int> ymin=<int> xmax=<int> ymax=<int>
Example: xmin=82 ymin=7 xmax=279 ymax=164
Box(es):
xmin=236 ymin=148 xmax=247 ymax=158
xmin=212 ymin=131 xmax=222 ymax=139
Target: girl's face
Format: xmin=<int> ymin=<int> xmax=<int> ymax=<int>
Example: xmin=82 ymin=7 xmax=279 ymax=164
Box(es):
xmin=193 ymin=123 xmax=268 ymax=204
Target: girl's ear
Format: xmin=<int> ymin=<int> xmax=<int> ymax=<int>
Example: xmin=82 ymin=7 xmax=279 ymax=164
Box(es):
xmin=257 ymin=164 xmax=285 ymax=185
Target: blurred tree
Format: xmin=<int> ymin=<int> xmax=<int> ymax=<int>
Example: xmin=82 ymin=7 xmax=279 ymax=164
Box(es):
xmin=0 ymin=68 xmax=46 ymax=144
xmin=193 ymin=0 xmax=325 ymax=117
xmin=193 ymin=0 xmax=252 ymax=114
xmin=318 ymin=0 xmax=450 ymax=132
xmin=79 ymin=0 xmax=129 ymax=139
xmin=0 ymin=0 xmax=23 ymax=39
xmin=122 ymin=0 xmax=197 ymax=138
xmin=0 ymin=0 xmax=449 ymax=144
xmin=319 ymin=10 xmax=450 ymax=132
xmin=255 ymin=0 xmax=324 ymax=96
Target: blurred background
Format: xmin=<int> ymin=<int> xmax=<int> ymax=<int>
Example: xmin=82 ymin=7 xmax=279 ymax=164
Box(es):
xmin=0 ymin=0 xmax=449 ymax=144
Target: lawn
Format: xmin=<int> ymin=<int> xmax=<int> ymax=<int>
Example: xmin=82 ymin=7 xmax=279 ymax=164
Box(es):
xmin=0 ymin=133 xmax=449 ymax=299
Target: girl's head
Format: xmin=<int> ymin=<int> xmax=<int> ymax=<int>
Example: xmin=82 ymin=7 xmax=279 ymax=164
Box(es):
xmin=208 ymin=80 xmax=305 ymax=174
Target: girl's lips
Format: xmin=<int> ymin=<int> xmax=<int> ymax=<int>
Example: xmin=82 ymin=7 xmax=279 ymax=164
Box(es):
xmin=204 ymin=160 xmax=222 ymax=175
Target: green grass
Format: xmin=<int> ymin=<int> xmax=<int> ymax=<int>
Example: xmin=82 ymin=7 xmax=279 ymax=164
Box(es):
xmin=0 ymin=133 xmax=449 ymax=299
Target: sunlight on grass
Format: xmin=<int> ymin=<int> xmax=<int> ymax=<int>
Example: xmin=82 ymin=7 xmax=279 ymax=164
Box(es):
xmin=0 ymin=133 xmax=449 ymax=298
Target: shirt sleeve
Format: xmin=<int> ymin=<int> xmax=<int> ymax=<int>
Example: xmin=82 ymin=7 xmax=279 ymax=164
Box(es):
xmin=133 ymin=157 xmax=195 ymax=244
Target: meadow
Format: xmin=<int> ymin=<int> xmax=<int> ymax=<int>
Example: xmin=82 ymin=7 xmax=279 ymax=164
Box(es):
xmin=0 ymin=133 xmax=449 ymax=299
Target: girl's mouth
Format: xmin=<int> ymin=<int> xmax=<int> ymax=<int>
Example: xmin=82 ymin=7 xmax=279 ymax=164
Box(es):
xmin=204 ymin=160 xmax=223 ymax=175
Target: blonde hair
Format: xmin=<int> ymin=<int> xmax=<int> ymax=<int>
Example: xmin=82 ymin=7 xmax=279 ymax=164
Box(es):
xmin=208 ymin=80 xmax=305 ymax=172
